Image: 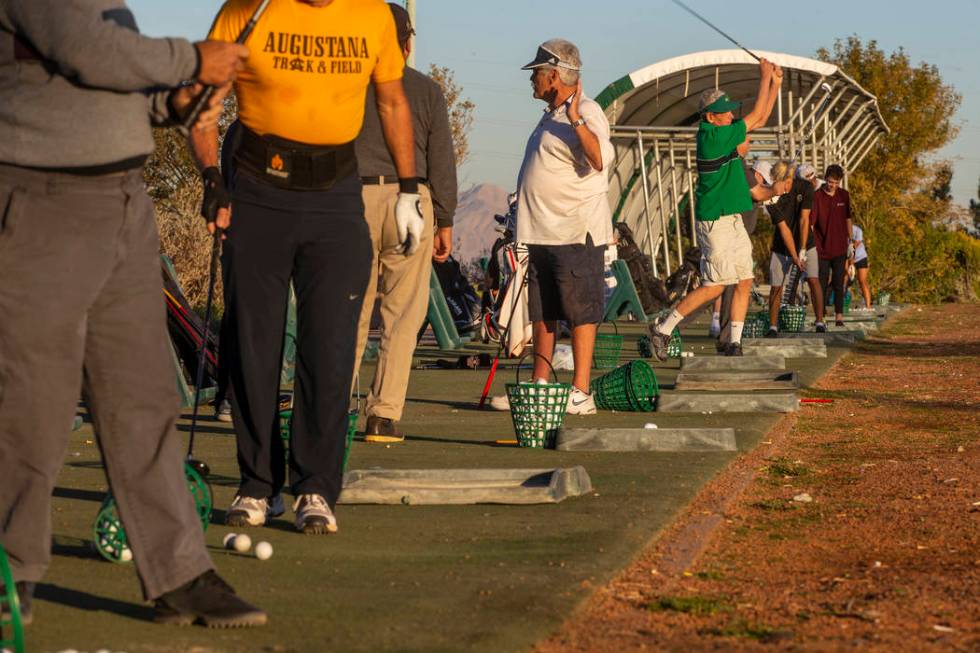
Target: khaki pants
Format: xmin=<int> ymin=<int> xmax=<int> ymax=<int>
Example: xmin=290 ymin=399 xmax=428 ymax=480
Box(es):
xmin=0 ymin=165 xmax=211 ymax=599
xmin=353 ymin=184 xmax=434 ymax=421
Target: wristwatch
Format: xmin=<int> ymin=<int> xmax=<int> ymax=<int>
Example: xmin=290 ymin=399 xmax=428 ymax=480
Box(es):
xmin=570 ymin=117 xmax=586 ymax=128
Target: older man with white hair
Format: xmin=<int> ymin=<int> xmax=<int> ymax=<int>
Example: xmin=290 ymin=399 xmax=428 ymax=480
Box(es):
xmin=491 ymin=39 xmax=613 ymax=414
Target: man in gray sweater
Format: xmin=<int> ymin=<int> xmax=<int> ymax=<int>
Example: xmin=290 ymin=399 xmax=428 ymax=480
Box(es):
xmin=0 ymin=0 xmax=266 ymax=628
xmin=353 ymin=2 xmax=457 ymax=441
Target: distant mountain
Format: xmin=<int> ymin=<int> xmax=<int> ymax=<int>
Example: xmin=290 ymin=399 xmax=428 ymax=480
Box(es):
xmin=452 ymin=183 xmax=511 ymax=266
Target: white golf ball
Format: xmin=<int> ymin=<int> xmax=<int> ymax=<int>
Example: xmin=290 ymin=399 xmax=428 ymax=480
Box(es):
xmin=120 ymin=547 xmax=133 ymax=562
xmin=223 ymin=533 xmax=237 ymax=549
xmin=254 ymin=541 xmax=273 ymax=560
xmin=233 ymin=533 xmax=252 ymax=553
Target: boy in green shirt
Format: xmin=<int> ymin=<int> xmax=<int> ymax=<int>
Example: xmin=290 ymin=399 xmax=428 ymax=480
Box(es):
xmin=648 ymin=58 xmax=782 ymax=358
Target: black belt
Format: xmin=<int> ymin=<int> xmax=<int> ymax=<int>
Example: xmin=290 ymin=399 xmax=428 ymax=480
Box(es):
xmin=360 ymin=175 xmax=428 ymax=187
xmin=234 ymin=126 xmax=357 ymax=191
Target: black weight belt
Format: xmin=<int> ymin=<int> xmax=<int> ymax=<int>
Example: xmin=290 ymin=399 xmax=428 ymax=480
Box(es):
xmin=235 ymin=126 xmax=357 ymax=191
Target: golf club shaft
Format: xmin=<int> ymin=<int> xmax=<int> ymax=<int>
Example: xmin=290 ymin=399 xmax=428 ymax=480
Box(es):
xmin=186 ymin=229 xmax=222 ymax=459
xmin=181 ymin=0 xmax=271 ymax=129
xmin=670 ymin=0 xmax=760 ymax=62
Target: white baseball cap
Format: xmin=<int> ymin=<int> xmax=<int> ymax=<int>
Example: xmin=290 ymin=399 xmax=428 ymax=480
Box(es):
xmin=797 ymin=163 xmax=817 ymax=180
xmin=752 ymin=160 xmax=773 ymax=186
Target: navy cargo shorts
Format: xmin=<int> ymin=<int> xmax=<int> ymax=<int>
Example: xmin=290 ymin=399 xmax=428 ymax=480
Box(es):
xmin=526 ymin=234 xmax=605 ymax=327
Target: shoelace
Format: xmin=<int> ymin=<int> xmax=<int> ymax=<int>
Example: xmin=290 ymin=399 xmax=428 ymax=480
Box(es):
xmin=235 ymin=496 xmax=267 ymax=512
xmin=292 ymin=494 xmax=329 ymax=513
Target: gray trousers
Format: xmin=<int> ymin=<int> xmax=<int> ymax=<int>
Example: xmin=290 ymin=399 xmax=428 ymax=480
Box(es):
xmin=0 ymin=165 xmax=212 ymax=599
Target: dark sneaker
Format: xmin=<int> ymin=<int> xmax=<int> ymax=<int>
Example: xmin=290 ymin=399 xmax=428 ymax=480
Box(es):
xmin=764 ymin=327 xmax=779 ymax=338
xmin=645 ymin=321 xmax=672 ymax=362
xmin=815 ymin=322 xmax=827 ymax=333
xmin=364 ymin=416 xmax=404 ymax=443
xmin=293 ymin=494 xmax=338 ymax=535
xmin=153 ymin=570 xmax=267 ymax=628
xmin=0 ymin=581 xmax=34 ymax=626
xmin=723 ymin=342 xmax=743 ymax=357
xmin=835 ymin=319 xmax=845 ymax=327
xmin=214 ymin=399 xmax=232 ymax=423
xmin=715 ymin=339 xmax=727 ymax=354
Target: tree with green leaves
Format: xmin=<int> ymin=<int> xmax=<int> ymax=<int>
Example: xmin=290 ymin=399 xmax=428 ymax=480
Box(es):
xmin=817 ymin=37 xmax=978 ymax=301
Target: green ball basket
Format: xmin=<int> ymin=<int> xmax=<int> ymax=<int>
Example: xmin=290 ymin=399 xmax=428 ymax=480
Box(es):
xmin=593 ymin=322 xmax=623 ymax=369
xmin=0 ymin=544 xmax=25 ymax=653
xmin=505 ymin=353 xmax=571 ymax=449
xmin=93 ymin=463 xmax=211 ymax=563
xmin=279 ymin=404 xmax=357 ymax=472
xmin=877 ymin=291 xmax=891 ymax=306
xmin=590 ymin=360 xmax=659 ymax=412
xmin=827 ymin=290 xmax=853 ymax=314
xmin=667 ymin=328 xmax=683 ymax=358
xmin=742 ymin=311 xmax=771 ymax=339
xmin=778 ymin=305 xmax=806 ymax=333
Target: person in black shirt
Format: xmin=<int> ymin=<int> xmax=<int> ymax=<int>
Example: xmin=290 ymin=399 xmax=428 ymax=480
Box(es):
xmin=766 ymin=167 xmax=825 ymax=334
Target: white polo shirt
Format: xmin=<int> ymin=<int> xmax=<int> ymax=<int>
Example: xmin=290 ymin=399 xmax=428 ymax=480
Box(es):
xmin=515 ymin=92 xmax=614 ymax=246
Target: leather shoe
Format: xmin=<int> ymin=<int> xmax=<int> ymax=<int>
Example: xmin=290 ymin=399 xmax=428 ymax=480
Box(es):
xmin=364 ymin=416 xmax=404 ymax=443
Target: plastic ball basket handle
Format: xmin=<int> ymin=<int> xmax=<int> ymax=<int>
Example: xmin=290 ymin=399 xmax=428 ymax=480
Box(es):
xmin=0 ymin=544 xmax=25 ymax=653
xmin=592 ymin=321 xmax=624 ymax=369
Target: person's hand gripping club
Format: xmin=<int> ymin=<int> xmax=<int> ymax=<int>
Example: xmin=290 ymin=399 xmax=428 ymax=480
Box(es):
xmin=201 ymin=166 xmax=231 ymax=238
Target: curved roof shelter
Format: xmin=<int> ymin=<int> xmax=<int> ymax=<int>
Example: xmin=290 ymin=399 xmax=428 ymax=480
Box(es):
xmin=596 ymin=49 xmax=888 ymax=276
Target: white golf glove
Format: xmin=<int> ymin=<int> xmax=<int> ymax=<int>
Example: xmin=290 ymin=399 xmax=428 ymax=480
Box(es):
xmin=847 ymin=243 xmax=855 ymax=259
xmin=394 ymin=192 xmax=423 ymax=256
xmin=798 ymin=248 xmax=807 ymax=263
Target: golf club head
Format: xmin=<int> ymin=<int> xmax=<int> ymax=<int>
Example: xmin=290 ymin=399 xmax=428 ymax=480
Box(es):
xmin=820 ymin=82 xmax=833 ymax=94
xmin=186 ymin=458 xmax=210 ymax=478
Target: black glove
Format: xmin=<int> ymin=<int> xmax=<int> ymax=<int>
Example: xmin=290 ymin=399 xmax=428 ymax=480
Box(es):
xmin=200 ymin=166 xmax=230 ymax=224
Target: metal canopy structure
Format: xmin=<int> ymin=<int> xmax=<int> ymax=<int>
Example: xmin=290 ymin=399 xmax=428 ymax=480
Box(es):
xmin=596 ymin=49 xmax=889 ymax=276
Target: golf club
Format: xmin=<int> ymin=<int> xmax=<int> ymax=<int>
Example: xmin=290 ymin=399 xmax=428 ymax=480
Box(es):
xmin=478 ymin=249 xmax=530 ymax=409
xmin=182 ymin=0 xmax=271 ymax=129
xmin=185 ymin=229 xmax=223 ymax=478
xmin=670 ymin=0 xmax=760 ymax=62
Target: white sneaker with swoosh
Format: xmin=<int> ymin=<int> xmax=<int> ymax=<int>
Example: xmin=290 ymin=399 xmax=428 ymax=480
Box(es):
xmin=566 ymin=387 xmax=596 ymax=415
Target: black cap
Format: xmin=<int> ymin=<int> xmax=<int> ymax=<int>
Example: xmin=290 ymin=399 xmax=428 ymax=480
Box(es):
xmin=387 ymin=3 xmax=414 ymax=46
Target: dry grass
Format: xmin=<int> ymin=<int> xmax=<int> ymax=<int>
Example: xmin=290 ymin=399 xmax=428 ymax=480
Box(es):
xmin=153 ymin=182 xmax=223 ymax=313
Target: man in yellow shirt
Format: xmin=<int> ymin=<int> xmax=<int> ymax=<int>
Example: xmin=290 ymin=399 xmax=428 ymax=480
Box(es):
xmin=190 ymin=0 xmax=421 ymax=535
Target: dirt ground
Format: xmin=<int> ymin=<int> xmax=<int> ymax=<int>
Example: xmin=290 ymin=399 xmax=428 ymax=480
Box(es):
xmin=536 ymin=304 xmax=980 ymax=652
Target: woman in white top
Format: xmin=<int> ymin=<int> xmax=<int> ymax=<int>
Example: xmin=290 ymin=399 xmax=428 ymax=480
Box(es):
xmin=849 ymin=224 xmax=872 ymax=309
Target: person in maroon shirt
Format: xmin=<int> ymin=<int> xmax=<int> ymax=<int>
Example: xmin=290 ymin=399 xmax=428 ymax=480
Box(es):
xmin=811 ymin=164 xmax=854 ymax=326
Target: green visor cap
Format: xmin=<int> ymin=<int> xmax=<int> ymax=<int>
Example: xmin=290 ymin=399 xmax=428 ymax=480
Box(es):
xmin=704 ymin=95 xmax=741 ymax=113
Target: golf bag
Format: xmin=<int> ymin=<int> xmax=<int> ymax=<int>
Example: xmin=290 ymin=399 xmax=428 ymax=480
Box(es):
xmin=162 ymin=259 xmax=219 ymax=389
xmin=613 ymin=222 xmax=670 ymax=314
xmin=480 ymin=196 xmax=531 ymax=356
xmin=432 ymin=256 xmax=482 ymax=336
xmin=663 ymin=246 xmax=703 ymax=306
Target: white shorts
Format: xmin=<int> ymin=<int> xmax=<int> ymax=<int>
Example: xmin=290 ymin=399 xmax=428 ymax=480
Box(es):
xmin=695 ymin=214 xmax=754 ymax=286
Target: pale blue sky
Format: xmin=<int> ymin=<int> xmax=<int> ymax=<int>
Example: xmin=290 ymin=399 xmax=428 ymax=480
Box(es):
xmin=130 ymin=0 xmax=980 ymax=205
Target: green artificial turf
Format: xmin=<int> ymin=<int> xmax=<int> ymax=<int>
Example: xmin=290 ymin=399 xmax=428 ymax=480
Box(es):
xmin=28 ymin=313 xmax=863 ymax=652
